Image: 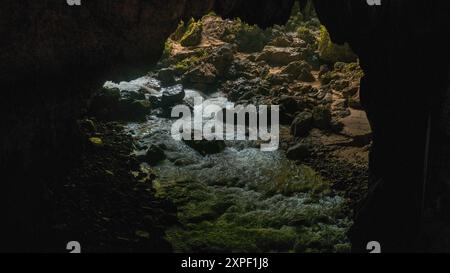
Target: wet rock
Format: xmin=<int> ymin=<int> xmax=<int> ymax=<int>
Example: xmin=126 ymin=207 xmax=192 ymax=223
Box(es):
xmin=117 ymin=99 xmax=152 ymax=121
xmin=286 ymin=142 xmax=311 ymax=161
xmin=121 ymin=90 xmax=146 ymax=101
xmin=291 ymin=111 xmax=313 ymax=137
xmin=145 ymin=145 xmax=166 ymax=166
xmin=157 ymin=68 xmax=176 ymax=85
xmin=160 ymin=84 xmax=185 ymax=106
xmin=183 ymin=134 xmax=226 ymax=156
xmin=256 ymin=46 xmax=303 ymax=66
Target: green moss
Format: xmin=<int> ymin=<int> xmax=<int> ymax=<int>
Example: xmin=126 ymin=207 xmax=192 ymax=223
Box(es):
xmin=172 ymin=48 xmax=209 ymax=73
xmin=318 ymin=26 xmax=358 ymax=63
xmin=180 ymin=18 xmax=203 ymax=47
xmin=171 ymin=21 xmax=186 ymax=41
xmin=267 ymin=165 xmax=331 ymax=197
xmin=166 ymin=220 xmax=298 ymax=253
xmin=162 ymin=39 xmax=173 ymax=59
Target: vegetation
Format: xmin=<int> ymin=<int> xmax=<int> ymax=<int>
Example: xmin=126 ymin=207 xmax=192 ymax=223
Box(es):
xmin=180 ymin=18 xmax=203 ymax=47
xmin=318 ymin=26 xmax=357 ymax=63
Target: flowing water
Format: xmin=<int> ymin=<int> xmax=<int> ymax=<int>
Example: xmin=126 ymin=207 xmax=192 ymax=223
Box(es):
xmin=107 ymin=77 xmax=351 ymax=253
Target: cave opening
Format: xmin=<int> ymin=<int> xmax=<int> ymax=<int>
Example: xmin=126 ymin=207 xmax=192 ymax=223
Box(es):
xmin=79 ymin=2 xmax=372 ymax=253
xmin=0 ymin=0 xmax=448 ymax=254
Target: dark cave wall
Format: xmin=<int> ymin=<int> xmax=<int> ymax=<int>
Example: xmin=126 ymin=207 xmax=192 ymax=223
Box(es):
xmin=0 ymin=0 xmax=448 ymax=251
xmin=312 ymin=0 xmax=449 ymax=250
xmin=0 ymin=0 xmax=297 ymax=251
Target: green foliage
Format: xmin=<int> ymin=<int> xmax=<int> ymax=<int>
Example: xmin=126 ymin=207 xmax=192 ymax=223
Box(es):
xmin=180 ymin=18 xmax=203 ymax=47
xmin=318 ymin=26 xmax=357 ymax=63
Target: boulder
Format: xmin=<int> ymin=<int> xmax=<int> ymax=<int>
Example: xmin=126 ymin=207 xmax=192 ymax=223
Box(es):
xmin=207 ymin=44 xmax=234 ymax=75
xmin=157 ymin=68 xmax=176 ymax=85
xmin=183 ymin=138 xmax=226 ymax=156
xmin=160 ymin=84 xmax=185 ymax=106
xmin=291 ymin=111 xmax=313 ymax=137
xmin=279 ymin=95 xmax=300 ymax=115
xmin=281 ymin=61 xmax=315 ymax=82
xmin=256 ymin=46 xmax=303 ymax=66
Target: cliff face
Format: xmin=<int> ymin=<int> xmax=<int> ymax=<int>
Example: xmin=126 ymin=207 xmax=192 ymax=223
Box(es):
xmin=0 ymin=0 xmax=448 ymax=251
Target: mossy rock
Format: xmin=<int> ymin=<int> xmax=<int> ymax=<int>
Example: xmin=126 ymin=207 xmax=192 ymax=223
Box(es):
xmin=180 ymin=19 xmax=203 ymax=47
xmin=318 ymin=26 xmax=357 ymax=63
xmin=222 ymin=19 xmax=267 ymax=53
xmin=312 ymin=106 xmax=332 ymax=130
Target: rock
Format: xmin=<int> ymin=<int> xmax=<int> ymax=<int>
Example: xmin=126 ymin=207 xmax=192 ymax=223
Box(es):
xmin=183 ymin=63 xmax=217 ymax=86
xmin=269 ymin=36 xmax=293 ymax=47
xmin=78 ymin=119 xmax=97 ymax=135
xmin=145 ymin=145 xmax=166 ymax=166
xmin=117 ymin=99 xmax=152 ymax=120
xmin=331 ymin=79 xmax=350 ymax=91
xmin=89 ymin=87 xmax=121 ymax=118
xmin=286 ymin=142 xmax=311 ymax=161
xmin=222 ymin=21 xmax=266 ymax=53
xmin=256 ymin=46 xmax=303 ymax=66
xmin=183 ymin=131 xmax=226 ymax=156
xmin=348 ymin=94 xmax=363 ymax=110
xmin=160 ymin=84 xmax=185 ymax=106
xmin=332 ymin=98 xmax=348 ymax=110
xmin=281 ymin=61 xmax=315 ymax=82
xmin=279 ymin=95 xmax=300 ymax=115
xmin=281 ymin=61 xmax=310 ymax=77
xmin=157 ymin=68 xmax=176 ymax=85
xmin=208 ymin=44 xmax=234 ymax=75
xmin=180 ymin=19 xmax=203 ymax=47
xmin=291 ymin=111 xmax=313 ymax=137
xmin=89 ymin=137 xmax=104 ymax=147
xmin=121 ymin=90 xmax=146 ymax=101
xmin=342 ymin=85 xmax=359 ymax=98
xmin=312 ymin=106 xmax=332 ymax=130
